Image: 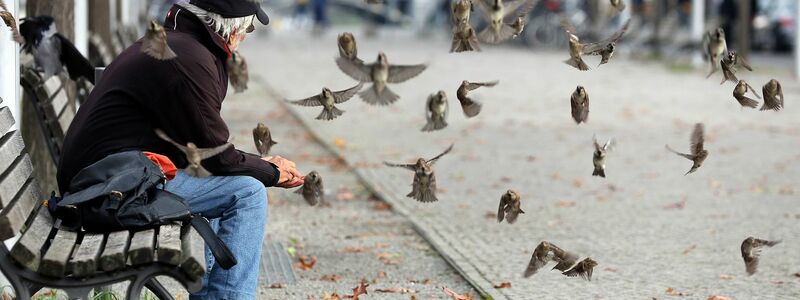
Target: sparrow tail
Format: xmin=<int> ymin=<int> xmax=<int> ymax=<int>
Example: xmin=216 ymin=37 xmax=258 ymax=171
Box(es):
xmin=592 ymin=168 xmax=606 ymax=178
xmin=141 ymin=38 xmax=177 ymax=60
xmin=316 ymin=106 xmax=344 ymax=121
xmin=461 ymin=100 xmax=482 ymax=118
xmin=564 ymin=58 xmax=590 ymax=71
xmin=759 ymin=97 xmax=782 ymax=111
xmin=360 ymin=85 xmax=399 ymax=106
xmin=421 ymin=118 xmax=448 ymax=132
xmin=736 ymin=96 xmax=758 ymax=109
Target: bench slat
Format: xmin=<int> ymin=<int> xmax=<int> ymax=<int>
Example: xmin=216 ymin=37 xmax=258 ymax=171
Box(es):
xmin=40 ymin=230 xmax=78 ymax=277
xmin=0 ymin=106 xmax=14 ymax=136
xmin=128 ymin=228 xmax=155 ymax=265
xmin=0 ymin=154 xmax=34 ymax=211
xmin=42 ymin=76 xmax=63 ymax=98
xmin=180 ymin=225 xmax=206 ymax=281
xmin=69 ymin=233 xmax=105 ymax=277
xmin=57 ymin=102 xmax=75 ymax=133
xmin=0 ymin=131 xmax=25 ymax=192
xmin=156 ymin=224 xmax=182 ymax=266
xmin=10 ymin=207 xmax=53 ymax=271
xmin=0 ymin=178 xmax=42 ymax=240
xmin=100 ymin=230 xmax=130 ymax=271
xmin=50 ymin=90 xmax=69 ymax=118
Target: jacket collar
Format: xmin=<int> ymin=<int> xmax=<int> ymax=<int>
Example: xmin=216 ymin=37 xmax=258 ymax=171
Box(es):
xmin=163 ymin=4 xmax=231 ymax=59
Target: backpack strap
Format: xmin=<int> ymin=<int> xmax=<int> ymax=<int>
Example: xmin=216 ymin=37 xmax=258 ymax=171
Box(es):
xmin=189 ymin=215 xmax=238 ymax=269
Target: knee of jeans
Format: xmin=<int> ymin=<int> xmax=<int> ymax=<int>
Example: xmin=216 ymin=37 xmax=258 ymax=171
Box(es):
xmin=233 ymin=176 xmax=268 ymax=210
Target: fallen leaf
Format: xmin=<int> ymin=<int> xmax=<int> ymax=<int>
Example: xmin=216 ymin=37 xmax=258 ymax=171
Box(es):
xmin=664 ymin=197 xmax=687 ymax=210
xmin=793 ymin=272 xmax=800 ymax=278
xmin=572 ymin=179 xmax=583 ymax=188
xmin=374 ymin=243 xmax=389 ymax=249
xmin=410 ymin=295 xmax=418 ymax=300
xmin=333 ymin=137 xmax=346 ymax=149
xmin=377 ymin=271 xmax=387 ymax=278
xmin=336 ymin=188 xmax=355 ymax=201
xmin=603 ymin=267 xmax=618 ymax=272
xmin=493 ymin=282 xmax=512 ymax=289
xmin=484 ymin=211 xmax=496 ymax=219
xmin=410 ymin=279 xmax=431 ymax=285
xmin=296 ymin=255 xmax=317 ymax=271
xmin=377 ymin=252 xmax=401 ymax=265
xmin=526 ymin=155 xmax=537 ymax=162
xmin=269 ymin=283 xmax=284 ymax=289
xmin=682 ymin=244 xmax=697 ymax=255
xmin=707 ymin=296 xmax=729 ymax=300
xmin=556 ymin=200 xmax=575 ymax=208
xmin=323 ymin=292 xmax=341 ymax=300
xmin=666 ymin=287 xmax=689 ymax=296
xmin=320 ymin=274 xmax=341 ymax=282
xmin=442 ymin=287 xmax=473 ymax=300
xmin=341 ymin=247 xmax=370 ymax=253
xmin=719 ymin=274 xmax=734 ymax=280
xmin=286 ymin=246 xmax=297 ymax=258
xmin=344 ymin=282 xmax=369 ymax=300
xmin=373 ymin=202 xmax=391 ymax=211
xmin=375 ymin=287 xmax=414 ymax=294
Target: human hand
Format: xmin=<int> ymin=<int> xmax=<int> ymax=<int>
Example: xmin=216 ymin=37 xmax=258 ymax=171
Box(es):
xmin=264 ymin=156 xmax=304 ymax=188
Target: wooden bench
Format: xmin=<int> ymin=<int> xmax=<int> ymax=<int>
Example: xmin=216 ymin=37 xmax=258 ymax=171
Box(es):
xmin=89 ymin=33 xmax=115 ymax=67
xmin=19 ymin=69 xmax=75 ymax=167
xmin=0 ymin=98 xmax=206 ymax=299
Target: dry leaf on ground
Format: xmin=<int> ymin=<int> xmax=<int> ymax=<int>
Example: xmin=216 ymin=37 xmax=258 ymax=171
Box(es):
xmin=707 ymin=296 xmax=729 ymax=300
xmin=341 ymin=246 xmax=370 ymax=253
xmin=664 ymin=197 xmax=687 ymax=210
xmin=333 ymin=137 xmax=346 ymax=149
xmin=682 ymin=245 xmax=697 ymax=255
xmin=442 ymin=287 xmax=473 ymax=300
xmin=666 ymin=287 xmax=689 ymax=296
xmin=493 ymin=282 xmax=512 ymax=289
xmin=336 ymin=188 xmax=355 ymax=201
xmin=719 ymin=274 xmax=734 ymax=280
xmin=296 ymin=255 xmax=317 ymax=270
xmin=375 ymin=287 xmax=414 ymax=294
xmin=344 ymin=282 xmax=369 ymax=300
xmin=269 ymin=283 xmax=284 ymax=289
xmin=556 ymin=200 xmax=575 ymax=208
xmin=323 ymin=292 xmax=341 ymax=300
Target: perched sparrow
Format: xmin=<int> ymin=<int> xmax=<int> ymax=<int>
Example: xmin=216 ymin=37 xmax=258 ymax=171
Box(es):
xmin=665 ymin=123 xmax=708 ymax=175
xmin=704 ymin=28 xmax=728 ymax=78
xmin=295 ymin=171 xmax=324 ymax=206
xmin=227 ymin=51 xmax=248 ymax=93
xmin=562 ymin=257 xmax=598 ymax=281
xmin=19 ymin=16 xmax=95 ymax=83
xmin=475 ymin=0 xmax=535 ymax=44
xmin=523 ymin=241 xmax=579 ymax=277
xmin=760 ymin=79 xmax=784 ymax=111
xmin=610 ymin=0 xmax=626 ymax=12
xmin=422 ymin=90 xmax=449 ymax=132
xmin=142 ymin=20 xmax=176 ymax=60
xmin=581 ymin=19 xmax=631 ymax=66
xmin=592 ymin=135 xmax=615 ymax=178
xmin=337 ymin=32 xmax=363 ymax=64
xmin=0 ymin=1 xmax=23 ymax=43
xmin=384 ymin=144 xmax=454 ymax=203
xmin=497 ymin=189 xmax=524 ymax=224
xmin=732 ymin=80 xmax=760 ymax=109
xmin=561 ymin=16 xmax=590 ymax=71
xmin=252 ymin=122 xmax=277 ymax=157
xmin=286 ymin=82 xmax=363 ymax=120
xmin=741 ymin=237 xmax=781 ymax=275
xmin=456 ymin=80 xmax=498 ymax=117
xmin=154 ymin=129 xmax=232 ymax=178
xmin=336 ymin=52 xmax=427 ymax=106
xmin=452 ymin=0 xmax=474 ymax=27
xmin=451 ymin=22 xmax=481 ymax=53
xmin=570 ymin=86 xmax=590 ymax=124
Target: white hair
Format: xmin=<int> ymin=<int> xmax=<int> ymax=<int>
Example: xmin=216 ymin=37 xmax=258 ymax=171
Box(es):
xmin=177 ymin=2 xmax=254 ymax=40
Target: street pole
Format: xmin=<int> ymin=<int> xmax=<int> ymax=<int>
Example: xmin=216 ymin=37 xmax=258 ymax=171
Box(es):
xmin=795 ymin=1 xmax=800 ymax=79
xmin=737 ymin=0 xmax=751 ymax=58
xmin=0 ymin=0 xmax=20 ymax=127
xmin=75 ymin=0 xmax=89 ymax=56
xmin=690 ymin=0 xmax=705 ymax=67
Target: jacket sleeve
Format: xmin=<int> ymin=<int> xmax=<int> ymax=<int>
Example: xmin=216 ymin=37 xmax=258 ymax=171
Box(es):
xmin=171 ymin=55 xmax=280 ymax=187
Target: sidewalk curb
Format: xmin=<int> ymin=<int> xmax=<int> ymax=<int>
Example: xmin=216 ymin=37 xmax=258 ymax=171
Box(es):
xmin=257 ymin=77 xmax=507 ymax=300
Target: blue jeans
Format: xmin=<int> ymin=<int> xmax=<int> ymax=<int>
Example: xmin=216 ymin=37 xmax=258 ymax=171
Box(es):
xmin=165 ymin=170 xmax=268 ymax=300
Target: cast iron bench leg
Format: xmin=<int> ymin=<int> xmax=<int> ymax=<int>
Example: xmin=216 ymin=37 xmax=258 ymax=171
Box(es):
xmin=145 ymin=278 xmax=174 ymax=300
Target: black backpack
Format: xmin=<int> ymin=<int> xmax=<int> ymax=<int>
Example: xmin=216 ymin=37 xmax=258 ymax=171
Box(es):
xmin=51 ymin=150 xmax=237 ymax=269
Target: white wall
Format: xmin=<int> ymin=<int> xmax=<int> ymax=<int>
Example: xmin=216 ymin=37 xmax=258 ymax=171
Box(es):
xmin=0 ymin=0 xmax=20 ymax=131
xmin=74 ymin=0 xmax=89 ymax=56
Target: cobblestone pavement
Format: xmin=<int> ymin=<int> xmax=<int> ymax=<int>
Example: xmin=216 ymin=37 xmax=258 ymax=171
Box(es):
xmin=241 ymin=29 xmax=800 ymax=299
xmin=224 ymin=81 xmax=476 ymax=299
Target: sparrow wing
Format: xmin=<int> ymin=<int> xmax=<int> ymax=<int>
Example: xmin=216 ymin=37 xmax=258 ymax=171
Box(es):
xmin=744 ymin=81 xmax=761 ymax=99
xmin=665 ymin=144 xmax=693 ymax=160
xmin=777 ymin=81 xmax=784 ymax=107
xmin=55 ymin=33 xmax=96 ymax=84
xmin=383 ymin=161 xmax=416 ymax=171
xmin=474 ymin=0 xmax=493 ymax=21
xmin=523 ymin=254 xmax=547 ymax=277
xmin=465 ymin=80 xmax=499 ymax=91
xmin=560 ymin=14 xmax=578 ymax=37
xmin=426 ymin=144 xmax=454 ymax=165
xmin=497 ymin=195 xmax=508 ymax=223
xmin=335 ymin=57 xmax=373 ymax=82
xmin=582 ymin=19 xmax=630 ymax=53
xmin=286 ymin=94 xmax=324 ymax=107
xmin=754 ymin=238 xmax=781 ymax=248
xmin=387 ymin=64 xmax=427 ymax=83
xmin=503 ymin=0 xmax=535 ymax=19
xmin=689 ymin=123 xmax=705 ymax=155
xmin=333 ymin=82 xmax=364 ymax=103
xmin=738 ymin=56 xmax=753 ymax=71
xmin=593 ymin=135 xmax=602 ymax=152
xmin=197 ymin=143 xmax=234 ymax=160
xmin=154 ymin=129 xmax=189 ymax=153
xmin=252 ymin=128 xmax=263 ymax=152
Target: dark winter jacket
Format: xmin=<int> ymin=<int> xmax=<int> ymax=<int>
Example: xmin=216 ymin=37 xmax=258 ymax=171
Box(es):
xmin=57 ymin=5 xmax=279 ymax=193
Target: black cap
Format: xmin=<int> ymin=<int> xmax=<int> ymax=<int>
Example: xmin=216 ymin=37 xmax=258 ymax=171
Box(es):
xmin=190 ymin=0 xmax=269 ymax=25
